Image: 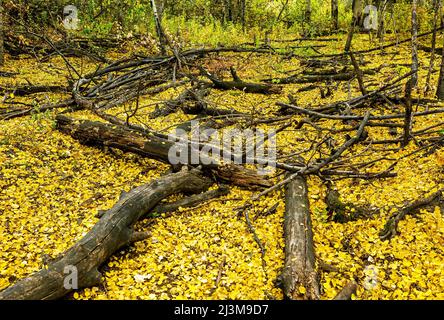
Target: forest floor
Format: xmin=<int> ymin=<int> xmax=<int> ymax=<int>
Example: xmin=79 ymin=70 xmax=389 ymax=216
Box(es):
xmin=0 ymin=32 xmax=443 ymax=300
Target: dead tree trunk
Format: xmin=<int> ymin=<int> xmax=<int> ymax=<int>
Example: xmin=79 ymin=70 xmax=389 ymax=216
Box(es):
xmin=334 ymin=281 xmax=358 ymax=300
xmin=425 ymin=0 xmax=441 ymax=94
xmin=280 ymin=175 xmax=320 ymax=300
xmin=0 ymin=169 xmax=212 ymax=300
xmin=402 ymin=78 xmax=413 ymax=147
xmin=345 ymin=0 xmax=362 ymax=52
xmin=55 ymin=115 xmax=271 ymax=188
xmin=0 ymin=0 xmax=4 ymax=66
xmin=331 ymin=0 xmax=339 ymax=30
xmin=411 ymin=0 xmax=419 ymax=87
xmin=240 ymin=0 xmax=246 ymax=31
xmin=437 ymin=7 xmax=444 ymax=99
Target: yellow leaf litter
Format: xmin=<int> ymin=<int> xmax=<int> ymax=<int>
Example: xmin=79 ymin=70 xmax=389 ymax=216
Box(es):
xmin=0 ymin=34 xmax=443 ymax=300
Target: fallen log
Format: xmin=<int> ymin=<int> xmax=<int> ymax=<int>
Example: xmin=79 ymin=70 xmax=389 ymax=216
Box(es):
xmin=333 ymin=281 xmax=358 ymax=300
xmin=379 ymin=188 xmax=444 ymax=240
xmin=0 ymin=84 xmax=67 ymax=96
xmin=55 ymin=115 xmax=271 ymax=188
xmin=280 ymin=175 xmax=320 ymax=300
xmin=0 ymin=169 xmax=212 ymax=300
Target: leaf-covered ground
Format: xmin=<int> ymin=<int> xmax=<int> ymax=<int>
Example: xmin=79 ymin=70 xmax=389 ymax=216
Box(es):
xmin=0 ymin=34 xmax=443 ymax=300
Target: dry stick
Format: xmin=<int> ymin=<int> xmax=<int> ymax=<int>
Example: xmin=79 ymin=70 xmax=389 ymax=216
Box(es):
xmin=277 ymin=102 xmax=444 ymax=121
xmin=151 ymin=186 xmax=230 ymax=215
xmin=314 ymin=26 xmax=444 ymax=58
xmin=0 ymin=169 xmax=212 ymax=300
xmin=349 ymin=51 xmax=367 ymax=95
xmin=379 ymin=188 xmax=444 ymax=241
xmin=252 ymin=112 xmax=371 ymax=201
xmin=281 ymin=174 xmax=320 ymax=300
xmin=344 ymin=1 xmax=358 ymax=53
xmin=7 ymin=14 xmax=81 ymax=80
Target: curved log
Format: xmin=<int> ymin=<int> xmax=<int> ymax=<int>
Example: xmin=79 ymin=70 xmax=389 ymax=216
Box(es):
xmin=0 ymin=169 xmax=212 ymax=300
xmin=280 ymin=175 xmax=320 ymax=300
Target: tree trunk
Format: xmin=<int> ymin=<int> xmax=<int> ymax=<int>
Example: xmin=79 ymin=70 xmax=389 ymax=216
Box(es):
xmin=425 ymin=0 xmax=441 ymax=94
xmin=223 ymin=0 xmax=233 ymax=23
xmin=305 ymin=0 xmax=312 ymax=25
xmin=55 ymin=115 xmax=272 ymax=188
xmin=280 ymin=175 xmax=320 ymax=300
xmin=0 ymin=170 xmax=212 ymax=300
xmin=0 ymin=0 xmax=4 ymax=66
xmin=345 ymin=0 xmax=361 ymax=52
xmin=436 ymin=2 xmax=444 ymax=99
xmin=411 ymin=0 xmax=419 ymax=87
xmin=150 ymin=0 xmax=166 ymax=55
xmin=331 ymin=0 xmax=339 ymax=30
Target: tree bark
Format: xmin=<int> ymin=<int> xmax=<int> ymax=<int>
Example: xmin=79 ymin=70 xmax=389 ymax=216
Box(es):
xmin=437 ymin=4 xmax=444 ymax=99
xmin=331 ymin=0 xmax=339 ymax=30
xmin=0 ymin=0 xmax=4 ymax=66
xmin=377 ymin=0 xmax=387 ymax=43
xmin=425 ymin=0 xmax=441 ymax=94
xmin=402 ymin=79 xmax=413 ymax=147
xmin=55 ymin=115 xmax=271 ymax=188
xmin=411 ymin=0 xmax=419 ymax=87
xmin=0 ymin=169 xmax=212 ymax=300
xmin=280 ymin=175 xmax=320 ymax=300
